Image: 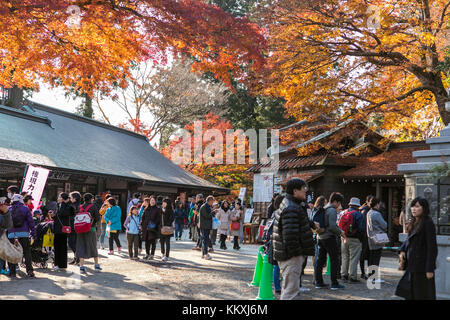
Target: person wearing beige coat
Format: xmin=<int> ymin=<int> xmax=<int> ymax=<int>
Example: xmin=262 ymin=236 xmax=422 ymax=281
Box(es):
xmin=230 ymin=202 xmax=244 ymax=250
xmin=216 ymin=201 xmax=231 ymax=250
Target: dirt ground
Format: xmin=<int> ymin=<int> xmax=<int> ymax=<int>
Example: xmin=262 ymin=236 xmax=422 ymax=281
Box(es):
xmin=0 ymin=233 xmax=404 ymax=300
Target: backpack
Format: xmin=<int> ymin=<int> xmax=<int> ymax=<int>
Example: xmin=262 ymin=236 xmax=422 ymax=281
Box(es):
xmin=74 ymin=204 xmax=93 ymax=234
xmin=338 ymin=208 xmax=358 ymax=236
xmin=11 ymin=205 xmax=27 ymax=228
xmin=312 ymin=207 xmax=326 ymax=229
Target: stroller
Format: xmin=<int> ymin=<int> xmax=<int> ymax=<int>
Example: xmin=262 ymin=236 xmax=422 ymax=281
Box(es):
xmin=20 ymin=220 xmax=55 ymax=269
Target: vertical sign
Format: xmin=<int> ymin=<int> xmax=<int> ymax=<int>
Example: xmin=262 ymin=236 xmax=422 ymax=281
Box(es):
xmin=253 ymin=173 xmax=274 ymax=203
xmin=238 ymin=187 xmax=246 ymax=203
xmin=21 ymin=165 xmax=50 ymax=211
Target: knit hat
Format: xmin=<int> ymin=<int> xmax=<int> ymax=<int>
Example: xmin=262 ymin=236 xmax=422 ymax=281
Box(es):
xmin=11 ymin=194 xmax=24 ymax=204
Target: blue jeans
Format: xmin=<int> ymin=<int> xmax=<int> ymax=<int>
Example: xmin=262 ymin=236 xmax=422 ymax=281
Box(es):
xmin=273 ymin=264 xmax=281 ymax=291
xmin=201 ymin=228 xmax=211 ymax=256
xmin=175 ymin=222 xmax=184 ymax=239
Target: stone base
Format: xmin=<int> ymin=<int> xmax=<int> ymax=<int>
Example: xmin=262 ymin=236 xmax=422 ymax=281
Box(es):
xmin=436 ymin=235 xmax=450 ymax=300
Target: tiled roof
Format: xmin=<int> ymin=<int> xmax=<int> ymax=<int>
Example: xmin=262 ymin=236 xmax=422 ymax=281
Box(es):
xmin=247 ymin=155 xmax=327 ymax=172
xmin=340 ymin=146 xmax=428 ymax=178
xmin=278 ymin=169 xmax=326 ymax=185
xmin=0 ymin=102 xmax=227 ymax=192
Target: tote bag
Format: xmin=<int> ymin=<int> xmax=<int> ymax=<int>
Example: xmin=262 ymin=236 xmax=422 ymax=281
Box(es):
xmin=0 ymin=231 xmax=23 ymax=264
xmin=43 ymin=229 xmax=55 ymax=247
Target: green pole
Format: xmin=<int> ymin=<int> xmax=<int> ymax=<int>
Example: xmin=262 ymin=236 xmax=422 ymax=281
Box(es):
xmin=325 ymin=256 xmax=331 ymax=276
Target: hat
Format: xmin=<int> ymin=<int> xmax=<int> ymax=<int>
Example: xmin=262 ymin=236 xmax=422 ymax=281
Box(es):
xmin=11 ymin=194 xmax=24 ymax=204
xmin=348 ymin=197 xmax=361 ymax=207
xmin=0 ymin=197 xmax=8 ymax=205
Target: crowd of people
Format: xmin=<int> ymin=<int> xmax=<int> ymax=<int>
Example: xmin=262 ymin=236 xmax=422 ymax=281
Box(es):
xmin=264 ymin=178 xmax=438 ymax=300
xmin=0 ymin=185 xmax=246 ymax=279
xmin=0 ymin=179 xmax=439 ymax=301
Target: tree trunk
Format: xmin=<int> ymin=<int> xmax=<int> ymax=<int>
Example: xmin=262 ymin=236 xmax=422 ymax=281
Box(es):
xmin=76 ymin=93 xmax=94 ymax=118
xmin=7 ymin=86 xmax=24 ymax=109
xmin=435 ymin=90 xmax=450 ymax=125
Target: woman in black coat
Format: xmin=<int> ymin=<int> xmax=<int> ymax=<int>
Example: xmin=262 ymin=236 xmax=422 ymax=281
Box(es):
xmin=140 ymin=196 xmax=161 ymax=260
xmin=52 ymin=193 xmax=74 ymax=270
xmin=399 ymin=197 xmax=438 ymax=300
xmin=160 ymin=198 xmax=175 ymax=262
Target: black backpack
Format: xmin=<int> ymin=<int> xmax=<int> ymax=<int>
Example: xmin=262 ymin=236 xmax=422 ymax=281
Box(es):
xmin=11 ymin=205 xmax=26 ymax=228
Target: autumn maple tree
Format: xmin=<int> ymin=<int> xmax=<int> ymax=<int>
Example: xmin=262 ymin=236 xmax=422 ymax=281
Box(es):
xmin=257 ymin=0 xmax=450 ymax=144
xmin=162 ymin=113 xmax=253 ymax=199
xmin=0 ymin=0 xmax=265 ymax=109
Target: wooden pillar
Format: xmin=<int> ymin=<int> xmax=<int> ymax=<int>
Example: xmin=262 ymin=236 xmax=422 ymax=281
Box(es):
xmin=388 ymin=187 xmax=393 ymax=243
xmin=376 ymin=181 xmax=381 ymax=199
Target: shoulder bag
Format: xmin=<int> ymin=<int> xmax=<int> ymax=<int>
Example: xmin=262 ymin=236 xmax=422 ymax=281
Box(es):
xmin=160 ymin=212 xmax=174 ymax=236
xmin=0 ymin=230 xmax=23 ymax=264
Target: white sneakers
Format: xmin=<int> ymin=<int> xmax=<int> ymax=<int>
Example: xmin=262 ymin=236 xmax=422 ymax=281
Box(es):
xmin=162 ymin=257 xmax=168 ymax=262
xmin=202 ymin=254 xmax=212 ymax=260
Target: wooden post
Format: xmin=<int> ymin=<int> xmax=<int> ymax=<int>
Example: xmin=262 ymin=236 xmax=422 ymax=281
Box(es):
xmin=376 ymin=181 xmax=381 ymax=199
xmin=388 ymin=187 xmax=393 ymax=244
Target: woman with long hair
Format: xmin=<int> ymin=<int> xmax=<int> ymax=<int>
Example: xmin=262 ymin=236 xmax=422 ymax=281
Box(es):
xmin=160 ymin=198 xmax=174 ymax=262
xmin=216 ymin=200 xmax=231 ymax=250
xmin=140 ymin=197 xmax=161 ymax=260
xmin=229 ymin=201 xmax=244 ymax=250
xmin=399 ymin=197 xmax=438 ymax=300
xmin=52 ymin=192 xmax=74 ymax=271
xmin=366 ymin=197 xmax=388 ymax=282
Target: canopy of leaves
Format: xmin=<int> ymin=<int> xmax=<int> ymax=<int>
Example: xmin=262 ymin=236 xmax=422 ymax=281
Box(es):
xmin=0 ymin=0 xmax=266 ymax=99
xmin=255 ymin=0 xmax=450 ymax=147
xmin=162 ymin=113 xmax=253 ymax=199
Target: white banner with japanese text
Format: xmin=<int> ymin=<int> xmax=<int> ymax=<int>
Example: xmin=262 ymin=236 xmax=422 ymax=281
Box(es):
xmin=21 ymin=165 xmax=50 ymax=211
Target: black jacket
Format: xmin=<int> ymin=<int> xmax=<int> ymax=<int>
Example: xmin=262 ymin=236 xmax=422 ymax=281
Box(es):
xmin=141 ymin=205 xmax=161 ymax=241
xmin=53 ymin=201 xmax=74 ymax=234
xmin=161 ymin=208 xmax=175 ymax=227
xmin=400 ymin=217 xmax=438 ymax=273
xmin=273 ymin=194 xmax=315 ymax=262
xmin=199 ymin=202 xmax=214 ymax=230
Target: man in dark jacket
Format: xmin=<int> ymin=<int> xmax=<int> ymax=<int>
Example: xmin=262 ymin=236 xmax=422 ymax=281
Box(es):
xmin=314 ymin=192 xmax=346 ymax=290
xmin=199 ymin=195 xmax=215 ymax=260
xmin=272 ymin=178 xmax=316 ymax=300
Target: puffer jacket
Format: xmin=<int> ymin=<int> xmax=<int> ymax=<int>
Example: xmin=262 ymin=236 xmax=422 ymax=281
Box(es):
xmin=273 ymin=194 xmax=315 ymax=262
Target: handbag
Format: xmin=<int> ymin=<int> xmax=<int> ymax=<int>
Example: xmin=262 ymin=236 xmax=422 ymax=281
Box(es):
xmin=371 ymin=232 xmax=390 ymax=246
xmin=42 ymin=229 xmax=55 ymax=247
xmin=160 ymin=213 xmax=174 ymax=236
xmin=56 ymin=214 xmax=71 ymax=234
xmin=395 ymin=271 xmax=412 ymax=300
xmin=105 ymin=224 xmax=111 ymax=238
xmin=231 ymin=221 xmax=240 ymax=231
xmin=0 ymin=231 xmax=23 ymax=264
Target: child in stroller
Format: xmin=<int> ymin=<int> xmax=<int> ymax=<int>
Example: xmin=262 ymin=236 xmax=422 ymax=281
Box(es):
xmin=21 ymin=219 xmax=54 ymax=269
